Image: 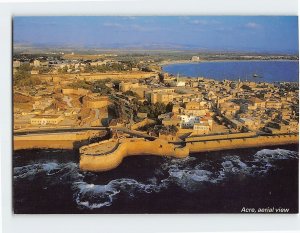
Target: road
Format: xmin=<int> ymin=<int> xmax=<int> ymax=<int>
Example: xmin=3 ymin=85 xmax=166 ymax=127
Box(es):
xmin=14 ymin=126 xmax=156 ymax=140
xmin=14 ymin=127 xmax=108 ymax=135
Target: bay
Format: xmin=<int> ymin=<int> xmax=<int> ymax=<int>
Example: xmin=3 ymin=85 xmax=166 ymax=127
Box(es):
xmin=162 ymin=61 xmax=299 ymax=83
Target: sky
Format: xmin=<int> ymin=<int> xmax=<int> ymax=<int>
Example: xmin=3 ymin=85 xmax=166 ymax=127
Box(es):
xmin=13 ymin=16 xmax=298 ymax=54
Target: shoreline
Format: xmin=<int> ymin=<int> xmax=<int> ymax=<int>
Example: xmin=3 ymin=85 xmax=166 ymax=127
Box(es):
xmin=159 ymin=59 xmax=299 ymax=66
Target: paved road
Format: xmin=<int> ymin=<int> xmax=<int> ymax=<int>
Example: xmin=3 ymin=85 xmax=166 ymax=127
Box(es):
xmin=14 ymin=127 xmax=108 ymax=135
xmin=14 ymin=126 xmax=156 ymax=140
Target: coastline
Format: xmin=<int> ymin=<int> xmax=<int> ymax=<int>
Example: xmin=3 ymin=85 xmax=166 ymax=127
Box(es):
xmin=160 ymin=59 xmax=299 ymax=67
xmin=79 ymin=133 xmax=299 ymax=172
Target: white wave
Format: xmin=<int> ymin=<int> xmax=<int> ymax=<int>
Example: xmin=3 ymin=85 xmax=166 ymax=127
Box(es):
xmin=190 ymin=169 xmax=214 ymax=182
xmin=221 ymin=156 xmax=252 ymax=175
xmin=14 ymin=162 xmax=79 ymax=180
xmin=164 ymin=162 xmax=223 ymax=192
xmin=14 ymin=164 xmax=40 ymax=179
xmin=73 ymin=181 xmax=120 ymax=209
xmin=72 ymin=178 xmax=166 ymax=209
xmin=72 ymin=148 xmax=298 ymax=208
xmin=14 ymin=148 xmax=298 ymax=210
xmin=254 ymin=148 xmax=298 ymax=162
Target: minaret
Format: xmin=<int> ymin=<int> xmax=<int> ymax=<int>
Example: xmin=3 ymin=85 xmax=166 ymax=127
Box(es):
xmin=217 ymin=96 xmax=220 ymax=109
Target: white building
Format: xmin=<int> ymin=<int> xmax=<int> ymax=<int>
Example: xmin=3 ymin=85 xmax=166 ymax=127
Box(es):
xmin=179 ymin=115 xmax=200 ymax=128
xmin=191 ymin=56 xmax=200 ymax=62
xmin=176 ymin=80 xmax=186 ymax=87
xmin=13 ymin=60 xmax=21 ymax=68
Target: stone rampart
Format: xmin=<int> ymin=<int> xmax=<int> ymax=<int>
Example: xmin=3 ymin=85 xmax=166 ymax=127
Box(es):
xmin=14 ymin=130 xmax=107 ymax=150
xmin=80 ymin=133 xmax=298 ymax=172
xmin=187 ymin=134 xmax=298 ymax=153
xmin=79 ymin=138 xmax=189 ymax=172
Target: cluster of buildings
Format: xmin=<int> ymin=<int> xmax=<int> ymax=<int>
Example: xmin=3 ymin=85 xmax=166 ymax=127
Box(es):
xmin=118 ymin=75 xmax=299 ymax=137
xmin=14 ymin=81 xmax=111 ymax=129
xmin=13 ymin=55 xmax=151 ymax=75
xmin=13 ymin=53 xmax=298 ymax=141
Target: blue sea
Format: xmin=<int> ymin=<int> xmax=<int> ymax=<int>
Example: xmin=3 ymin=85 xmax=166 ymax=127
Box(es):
xmin=163 ymin=61 xmax=299 ymax=83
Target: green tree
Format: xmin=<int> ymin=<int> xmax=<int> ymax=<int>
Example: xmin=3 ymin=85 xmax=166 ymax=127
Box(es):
xmin=241 ymin=85 xmax=252 ymax=91
xmin=84 ymin=64 xmax=93 ymax=73
xmin=14 ymin=63 xmax=33 ymax=86
xmin=166 ymin=102 xmax=173 ymax=112
xmin=138 ymin=102 xmax=167 ymax=118
xmin=58 ymin=66 xmax=68 ymax=73
xmin=92 ymin=80 xmax=112 ymax=95
xmin=68 ymin=80 xmax=91 ymax=90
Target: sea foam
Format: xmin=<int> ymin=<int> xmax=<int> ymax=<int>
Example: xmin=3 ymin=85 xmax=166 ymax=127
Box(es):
xmin=13 ymin=148 xmax=298 ymax=209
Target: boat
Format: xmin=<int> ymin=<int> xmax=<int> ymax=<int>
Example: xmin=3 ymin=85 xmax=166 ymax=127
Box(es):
xmin=253 ymin=73 xmax=263 ymax=78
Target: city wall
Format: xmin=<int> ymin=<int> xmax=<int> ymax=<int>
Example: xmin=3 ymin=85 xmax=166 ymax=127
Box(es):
xmin=130 ymin=118 xmax=156 ymax=130
xmin=79 ymin=133 xmax=298 ymax=172
xmin=186 ymin=131 xmax=257 ymax=142
xmin=79 ymin=72 xmax=159 ymax=81
xmin=38 ymin=72 xmax=159 ymax=84
xmin=79 ymin=138 xmax=189 ymax=172
xmin=187 ymin=134 xmax=298 ymax=153
xmin=14 ymin=130 xmax=107 ymax=150
xmin=62 ymin=88 xmax=90 ymax=95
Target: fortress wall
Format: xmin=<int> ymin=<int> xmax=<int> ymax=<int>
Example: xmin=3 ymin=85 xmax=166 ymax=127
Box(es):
xmin=62 ymin=88 xmax=90 ymax=95
xmin=38 ymin=72 xmax=159 ymax=83
xmin=186 ymin=131 xmax=256 ymax=142
xmin=187 ymin=134 xmax=298 ymax=153
xmin=130 ymin=118 xmax=156 ymax=130
xmin=80 ymin=139 xmax=189 ymax=172
xmin=14 ymin=130 xmax=107 ymax=150
xmin=85 ymin=100 xmax=109 ymax=109
xmin=80 ymin=134 xmax=298 ymax=172
xmin=14 ymin=140 xmax=75 ymax=150
xmin=82 ymin=72 xmax=158 ymax=81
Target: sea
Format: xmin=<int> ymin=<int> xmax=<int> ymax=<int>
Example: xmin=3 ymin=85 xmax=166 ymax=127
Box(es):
xmin=162 ymin=61 xmax=299 ymax=83
xmin=13 ymin=145 xmax=298 ymax=214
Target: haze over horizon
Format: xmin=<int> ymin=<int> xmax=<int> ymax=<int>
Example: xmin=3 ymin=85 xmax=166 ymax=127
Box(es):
xmin=14 ymin=16 xmax=298 ymax=54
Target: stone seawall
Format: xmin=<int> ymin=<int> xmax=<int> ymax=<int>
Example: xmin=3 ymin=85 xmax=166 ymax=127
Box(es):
xmin=185 ymin=131 xmax=257 ymax=142
xmin=14 ymin=130 xmax=107 ymax=150
xmin=80 ymin=138 xmax=189 ymax=172
xmin=187 ymin=134 xmax=299 ymax=153
xmin=79 ymin=134 xmax=298 ymax=172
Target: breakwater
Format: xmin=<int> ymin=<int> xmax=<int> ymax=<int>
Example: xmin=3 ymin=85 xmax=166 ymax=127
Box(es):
xmin=14 ymin=130 xmax=107 ymax=150
xmin=79 ymin=133 xmax=298 ymax=172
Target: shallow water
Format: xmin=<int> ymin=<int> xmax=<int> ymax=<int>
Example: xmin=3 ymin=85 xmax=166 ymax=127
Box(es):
xmin=13 ymin=145 xmax=299 ymax=213
xmin=163 ymin=61 xmax=299 ymax=83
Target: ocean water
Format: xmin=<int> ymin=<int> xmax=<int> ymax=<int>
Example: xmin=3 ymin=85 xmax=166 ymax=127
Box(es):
xmin=13 ymin=145 xmax=299 ymax=214
xmin=162 ymin=61 xmax=299 ymax=83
